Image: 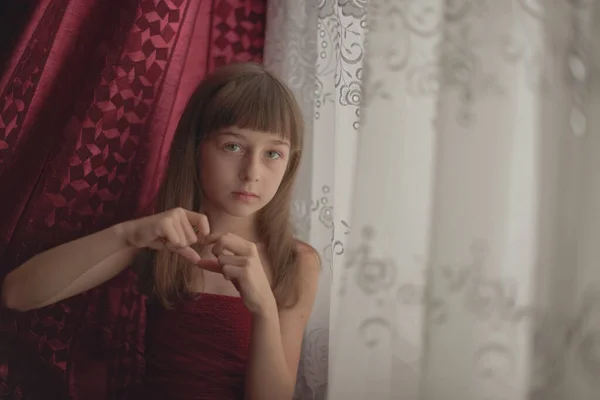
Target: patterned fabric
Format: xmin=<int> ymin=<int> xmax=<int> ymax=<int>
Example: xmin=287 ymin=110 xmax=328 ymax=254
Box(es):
xmin=263 ymin=1 xmax=366 ymax=398
xmin=0 ymin=0 xmax=265 ymax=398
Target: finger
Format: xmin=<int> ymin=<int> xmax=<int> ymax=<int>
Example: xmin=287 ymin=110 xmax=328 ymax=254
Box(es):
xmin=171 ymin=218 xmax=188 ymax=248
xmin=209 ymin=233 xmax=256 ymax=257
xmin=182 ymin=210 xmax=210 ymax=237
xmin=204 ymin=233 xmax=220 ymax=244
xmin=220 ymin=266 xmax=244 ymax=293
xmin=221 ymin=264 xmax=243 ymax=282
xmin=217 ymin=254 xmax=248 ymax=267
xmin=160 ymin=219 xmax=183 ymax=248
xmin=179 ymin=216 xmax=199 ymax=245
xmin=174 ymin=246 xmax=202 ymax=265
xmin=195 ymin=258 xmax=222 ymax=274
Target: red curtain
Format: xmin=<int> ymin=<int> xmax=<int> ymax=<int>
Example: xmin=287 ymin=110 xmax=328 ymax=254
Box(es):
xmin=0 ymin=0 xmax=266 ymax=398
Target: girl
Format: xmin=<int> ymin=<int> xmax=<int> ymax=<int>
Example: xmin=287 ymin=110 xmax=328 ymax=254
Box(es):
xmin=1 ymin=62 xmax=320 ymax=400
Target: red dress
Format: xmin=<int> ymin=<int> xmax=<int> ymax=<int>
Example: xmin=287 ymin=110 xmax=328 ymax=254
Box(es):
xmin=141 ymin=293 xmax=252 ymax=399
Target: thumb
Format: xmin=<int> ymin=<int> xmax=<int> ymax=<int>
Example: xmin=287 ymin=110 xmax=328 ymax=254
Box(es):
xmin=174 ymin=246 xmax=202 ymax=265
xmin=196 ymin=259 xmax=222 ymax=274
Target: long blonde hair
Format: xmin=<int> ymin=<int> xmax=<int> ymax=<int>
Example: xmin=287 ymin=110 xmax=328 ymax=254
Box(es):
xmin=139 ymin=62 xmax=306 ymax=309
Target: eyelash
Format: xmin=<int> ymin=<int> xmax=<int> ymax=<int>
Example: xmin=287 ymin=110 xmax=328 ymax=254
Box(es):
xmin=224 ymin=143 xmax=242 ymax=152
xmin=266 ymin=150 xmax=282 ymax=160
xmin=223 ymin=143 xmax=283 ymax=160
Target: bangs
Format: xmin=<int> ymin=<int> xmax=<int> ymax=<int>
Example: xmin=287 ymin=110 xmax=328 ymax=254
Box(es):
xmin=198 ymin=71 xmax=301 ymax=148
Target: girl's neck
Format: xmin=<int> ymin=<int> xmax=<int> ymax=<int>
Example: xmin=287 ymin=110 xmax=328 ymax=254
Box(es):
xmin=200 ymin=204 xmax=260 ymax=243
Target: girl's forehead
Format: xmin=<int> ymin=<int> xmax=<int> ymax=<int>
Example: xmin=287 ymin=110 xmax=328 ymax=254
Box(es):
xmin=216 ymin=127 xmax=290 ymax=145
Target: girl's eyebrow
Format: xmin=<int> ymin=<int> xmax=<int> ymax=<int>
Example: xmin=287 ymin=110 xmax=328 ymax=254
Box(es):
xmin=217 ymin=131 xmax=245 ymax=139
xmin=218 ymin=130 xmax=290 ymax=147
xmin=268 ymin=138 xmax=290 ymax=147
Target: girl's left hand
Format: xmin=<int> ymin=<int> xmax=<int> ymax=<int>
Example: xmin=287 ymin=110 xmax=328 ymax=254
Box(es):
xmin=203 ymin=233 xmax=276 ymax=316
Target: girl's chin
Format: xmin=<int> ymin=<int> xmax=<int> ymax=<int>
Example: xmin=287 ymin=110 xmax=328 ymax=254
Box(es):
xmin=218 ymin=201 xmax=263 ymax=218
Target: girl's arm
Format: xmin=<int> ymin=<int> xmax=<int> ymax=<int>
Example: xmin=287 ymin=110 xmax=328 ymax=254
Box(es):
xmin=244 ymin=248 xmax=321 ymax=400
xmin=1 ymin=223 xmax=137 ymax=311
xmin=2 ymin=208 xmax=209 ymax=311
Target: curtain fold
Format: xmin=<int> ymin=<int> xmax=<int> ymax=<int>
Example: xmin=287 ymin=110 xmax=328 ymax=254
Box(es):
xmin=330 ymin=1 xmax=600 ymax=399
xmin=266 ymin=0 xmax=600 ymax=399
xmin=0 ymin=1 xmax=266 ymax=398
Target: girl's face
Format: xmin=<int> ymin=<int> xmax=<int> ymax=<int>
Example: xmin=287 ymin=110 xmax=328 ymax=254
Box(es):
xmin=199 ymin=126 xmax=291 ymax=218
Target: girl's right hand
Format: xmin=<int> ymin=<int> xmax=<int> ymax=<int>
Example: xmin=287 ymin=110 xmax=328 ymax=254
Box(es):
xmin=120 ymin=208 xmax=210 ymax=265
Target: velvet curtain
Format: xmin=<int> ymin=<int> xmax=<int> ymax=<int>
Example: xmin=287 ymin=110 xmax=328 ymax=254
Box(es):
xmin=0 ymin=0 xmax=266 ymax=398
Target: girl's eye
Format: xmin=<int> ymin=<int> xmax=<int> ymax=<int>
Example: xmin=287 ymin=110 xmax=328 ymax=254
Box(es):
xmin=266 ymin=150 xmax=282 ymax=160
xmin=224 ymin=143 xmax=242 ymax=152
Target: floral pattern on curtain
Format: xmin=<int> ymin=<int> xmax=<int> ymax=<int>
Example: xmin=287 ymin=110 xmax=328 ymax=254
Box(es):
xmin=330 ymin=1 xmax=600 ymax=400
xmin=267 ymin=0 xmax=600 ymax=399
xmin=265 ymin=0 xmax=366 ymax=398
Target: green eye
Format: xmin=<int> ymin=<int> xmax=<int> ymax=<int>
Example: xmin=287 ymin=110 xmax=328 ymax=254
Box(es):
xmin=224 ymin=143 xmax=241 ymax=152
xmin=266 ymin=151 xmax=281 ymax=159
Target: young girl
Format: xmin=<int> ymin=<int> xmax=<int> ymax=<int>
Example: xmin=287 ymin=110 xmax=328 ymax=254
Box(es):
xmin=1 ymin=62 xmax=320 ymax=400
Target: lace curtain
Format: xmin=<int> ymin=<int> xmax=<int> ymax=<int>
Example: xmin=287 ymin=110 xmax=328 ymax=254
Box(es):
xmin=265 ymin=0 xmax=365 ymax=398
xmin=267 ymin=1 xmax=600 ymax=399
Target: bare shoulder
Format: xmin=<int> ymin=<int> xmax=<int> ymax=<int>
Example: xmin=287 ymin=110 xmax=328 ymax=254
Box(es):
xmin=294 ymin=241 xmax=321 ymax=293
xmin=297 ymin=240 xmax=320 ymax=268
xmin=275 ymin=241 xmax=320 ymax=312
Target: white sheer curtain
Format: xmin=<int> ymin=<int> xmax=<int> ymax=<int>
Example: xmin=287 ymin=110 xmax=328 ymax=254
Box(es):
xmin=266 ymin=1 xmax=600 ymax=399
xmin=264 ymin=1 xmax=364 ymax=398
